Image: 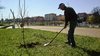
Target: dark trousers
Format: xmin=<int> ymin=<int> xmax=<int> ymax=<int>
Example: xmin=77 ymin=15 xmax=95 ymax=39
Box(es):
xmin=67 ymin=21 xmax=77 ymax=46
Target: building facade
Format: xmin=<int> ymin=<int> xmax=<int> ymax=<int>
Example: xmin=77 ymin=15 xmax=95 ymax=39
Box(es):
xmin=57 ymin=14 xmax=65 ymax=21
xmin=45 ymin=13 xmax=57 ymax=21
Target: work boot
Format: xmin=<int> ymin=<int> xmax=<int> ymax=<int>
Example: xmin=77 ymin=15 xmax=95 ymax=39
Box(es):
xmin=71 ymin=44 xmax=76 ymax=48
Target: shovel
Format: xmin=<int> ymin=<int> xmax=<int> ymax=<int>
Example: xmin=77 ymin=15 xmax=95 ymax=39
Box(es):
xmin=44 ymin=28 xmax=64 ymax=46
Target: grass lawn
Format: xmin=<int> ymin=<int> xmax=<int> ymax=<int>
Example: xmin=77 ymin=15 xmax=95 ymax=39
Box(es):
xmin=0 ymin=28 xmax=100 ymax=56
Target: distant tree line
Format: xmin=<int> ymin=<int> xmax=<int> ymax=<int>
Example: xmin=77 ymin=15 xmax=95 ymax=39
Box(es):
xmin=0 ymin=6 xmax=100 ymax=26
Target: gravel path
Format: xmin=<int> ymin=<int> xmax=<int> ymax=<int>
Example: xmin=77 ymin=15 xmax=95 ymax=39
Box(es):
xmin=25 ymin=26 xmax=100 ymax=38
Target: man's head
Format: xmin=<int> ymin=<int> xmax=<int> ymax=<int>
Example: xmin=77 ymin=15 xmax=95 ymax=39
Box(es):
xmin=58 ymin=3 xmax=66 ymax=10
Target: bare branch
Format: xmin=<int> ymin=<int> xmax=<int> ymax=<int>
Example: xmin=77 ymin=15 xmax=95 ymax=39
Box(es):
xmin=10 ymin=9 xmax=15 ymax=19
xmin=10 ymin=9 xmax=16 ymax=29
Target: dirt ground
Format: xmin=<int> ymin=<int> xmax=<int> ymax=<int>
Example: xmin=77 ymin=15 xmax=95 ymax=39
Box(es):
xmin=25 ymin=26 xmax=100 ymax=38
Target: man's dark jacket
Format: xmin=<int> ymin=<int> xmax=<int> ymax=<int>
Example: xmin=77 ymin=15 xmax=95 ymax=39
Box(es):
xmin=64 ymin=7 xmax=78 ymax=26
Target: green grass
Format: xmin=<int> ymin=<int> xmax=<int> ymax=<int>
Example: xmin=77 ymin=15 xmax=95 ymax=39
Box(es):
xmin=0 ymin=28 xmax=100 ymax=56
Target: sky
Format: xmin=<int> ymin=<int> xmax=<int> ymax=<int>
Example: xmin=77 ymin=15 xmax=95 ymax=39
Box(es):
xmin=0 ymin=0 xmax=100 ymax=19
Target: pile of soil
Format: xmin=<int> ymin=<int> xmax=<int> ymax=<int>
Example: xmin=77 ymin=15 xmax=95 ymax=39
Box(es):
xmin=18 ymin=42 xmax=41 ymax=48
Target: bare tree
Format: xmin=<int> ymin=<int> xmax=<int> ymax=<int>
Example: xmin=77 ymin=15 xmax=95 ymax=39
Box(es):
xmin=92 ymin=7 xmax=100 ymax=16
xmin=0 ymin=2 xmax=5 ymax=23
xmin=91 ymin=7 xmax=100 ymax=24
xmin=19 ymin=0 xmax=26 ymax=44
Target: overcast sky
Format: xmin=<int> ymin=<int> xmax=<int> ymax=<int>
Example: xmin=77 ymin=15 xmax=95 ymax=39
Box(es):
xmin=0 ymin=0 xmax=100 ymax=19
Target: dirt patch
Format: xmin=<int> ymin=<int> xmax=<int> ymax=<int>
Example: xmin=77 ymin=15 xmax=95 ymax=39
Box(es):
xmin=18 ymin=42 xmax=41 ymax=48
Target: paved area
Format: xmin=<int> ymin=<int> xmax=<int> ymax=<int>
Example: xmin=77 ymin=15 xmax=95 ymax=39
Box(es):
xmin=25 ymin=26 xmax=100 ymax=38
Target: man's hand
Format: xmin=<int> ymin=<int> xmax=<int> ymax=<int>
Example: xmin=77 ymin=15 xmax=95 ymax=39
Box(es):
xmin=63 ymin=23 xmax=68 ymax=29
